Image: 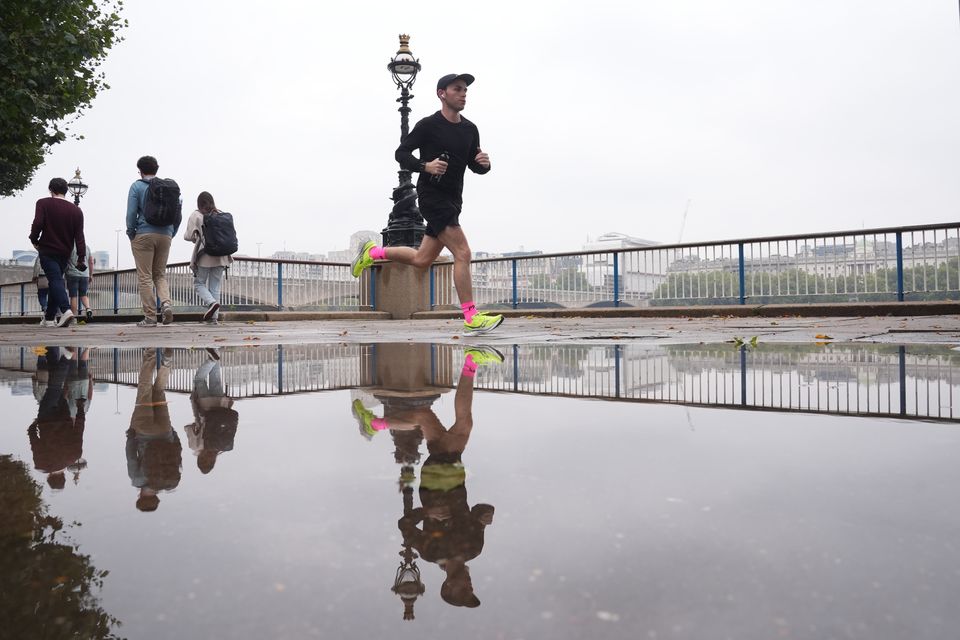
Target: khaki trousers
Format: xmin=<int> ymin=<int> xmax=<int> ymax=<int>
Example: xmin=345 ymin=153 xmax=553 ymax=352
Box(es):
xmin=131 ymin=234 xmax=172 ymax=320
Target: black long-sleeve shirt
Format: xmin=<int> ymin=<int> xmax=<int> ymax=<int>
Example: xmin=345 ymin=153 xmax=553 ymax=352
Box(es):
xmin=395 ymin=111 xmax=490 ymax=205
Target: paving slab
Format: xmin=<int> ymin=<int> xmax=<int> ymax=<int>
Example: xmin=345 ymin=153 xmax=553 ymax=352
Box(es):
xmin=0 ymin=314 xmax=958 ymax=349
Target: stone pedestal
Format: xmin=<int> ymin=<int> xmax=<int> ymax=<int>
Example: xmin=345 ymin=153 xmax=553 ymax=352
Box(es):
xmin=375 ymin=263 xmax=431 ymax=319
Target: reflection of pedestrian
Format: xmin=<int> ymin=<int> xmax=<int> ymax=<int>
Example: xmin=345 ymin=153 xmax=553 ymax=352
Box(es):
xmin=27 ymin=347 xmax=86 ymax=489
xmin=184 ymin=350 xmax=238 ymax=474
xmin=126 ymin=348 xmax=181 ymax=512
xmin=28 ymin=177 xmax=87 ymax=327
xmin=353 ymin=346 xmax=502 ymax=611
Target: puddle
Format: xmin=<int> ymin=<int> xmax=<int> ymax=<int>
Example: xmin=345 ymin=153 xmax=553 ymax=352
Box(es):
xmin=1 ymin=342 xmax=958 ymax=639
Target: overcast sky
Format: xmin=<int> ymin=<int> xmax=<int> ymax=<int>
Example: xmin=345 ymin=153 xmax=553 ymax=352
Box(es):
xmin=3 ymin=0 xmax=959 ymax=269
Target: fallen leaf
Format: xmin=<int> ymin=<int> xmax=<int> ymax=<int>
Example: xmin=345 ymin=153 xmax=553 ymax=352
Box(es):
xmin=452 ymin=335 xmax=460 ymax=340
xmin=814 ymin=334 xmax=832 ymax=340
xmin=339 ymin=331 xmax=348 ymax=336
xmin=214 ymin=338 xmax=226 ymax=342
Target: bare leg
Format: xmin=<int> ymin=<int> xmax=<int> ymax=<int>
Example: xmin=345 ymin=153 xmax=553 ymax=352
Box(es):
xmin=383 ymin=234 xmax=444 ymax=270
xmin=436 ymin=226 xmax=473 ymax=305
xmin=70 ymin=296 xmax=79 ymax=316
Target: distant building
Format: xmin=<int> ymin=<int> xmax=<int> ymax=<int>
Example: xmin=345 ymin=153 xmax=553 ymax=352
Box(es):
xmin=327 ymin=230 xmax=381 ymax=263
xmin=581 ymin=232 xmax=664 ymax=295
xmin=11 ymin=250 xmax=37 ymax=266
xmin=92 ymin=251 xmax=110 ymax=270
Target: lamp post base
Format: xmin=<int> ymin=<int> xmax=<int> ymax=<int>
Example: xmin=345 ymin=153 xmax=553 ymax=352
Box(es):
xmin=382 ymin=171 xmax=425 ymax=248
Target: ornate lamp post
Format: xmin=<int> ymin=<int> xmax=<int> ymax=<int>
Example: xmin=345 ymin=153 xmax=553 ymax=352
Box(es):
xmin=382 ymin=34 xmax=425 ymax=248
xmin=66 ymin=168 xmax=88 ymax=206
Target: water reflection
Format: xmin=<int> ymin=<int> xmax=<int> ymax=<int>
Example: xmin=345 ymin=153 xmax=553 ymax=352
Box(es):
xmin=353 ymin=345 xmax=502 ymax=619
xmin=126 ymin=348 xmax=181 ymax=512
xmin=0 ymin=342 xmax=958 ymax=637
xmin=4 ymin=342 xmax=958 ymax=421
xmin=28 ymin=346 xmax=90 ymax=489
xmin=184 ymin=348 xmax=238 ymax=475
xmin=0 ymin=455 xmax=120 ymax=638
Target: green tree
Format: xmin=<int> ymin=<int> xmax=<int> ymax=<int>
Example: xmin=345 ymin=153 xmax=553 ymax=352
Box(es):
xmin=0 ymin=1 xmax=126 ymax=196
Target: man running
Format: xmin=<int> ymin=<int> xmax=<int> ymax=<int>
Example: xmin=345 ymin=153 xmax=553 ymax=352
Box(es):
xmin=352 ymin=73 xmax=503 ymax=334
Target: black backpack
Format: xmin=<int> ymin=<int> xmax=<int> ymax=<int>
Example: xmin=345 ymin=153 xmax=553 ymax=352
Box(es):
xmin=202 ymin=211 xmax=238 ymax=256
xmin=141 ymin=178 xmax=182 ymax=226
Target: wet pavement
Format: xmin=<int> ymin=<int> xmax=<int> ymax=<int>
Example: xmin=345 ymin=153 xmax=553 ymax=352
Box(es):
xmin=0 ymin=313 xmax=958 ymax=348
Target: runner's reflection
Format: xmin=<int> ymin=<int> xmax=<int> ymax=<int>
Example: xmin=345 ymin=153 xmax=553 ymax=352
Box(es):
xmin=28 ymin=346 xmax=87 ymax=490
xmin=184 ymin=348 xmax=238 ymax=474
xmin=352 ymin=345 xmax=503 ymax=617
xmin=126 ymin=348 xmax=181 ymax=512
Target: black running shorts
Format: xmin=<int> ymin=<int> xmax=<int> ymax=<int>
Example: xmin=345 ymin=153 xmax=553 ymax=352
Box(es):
xmin=419 ymin=192 xmax=462 ymax=238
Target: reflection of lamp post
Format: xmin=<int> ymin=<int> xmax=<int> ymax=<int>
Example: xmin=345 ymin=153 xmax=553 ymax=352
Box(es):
xmin=382 ymin=34 xmax=425 ymax=248
xmin=67 ymin=168 xmax=88 ymax=206
xmin=391 ymin=539 xmax=426 ymax=621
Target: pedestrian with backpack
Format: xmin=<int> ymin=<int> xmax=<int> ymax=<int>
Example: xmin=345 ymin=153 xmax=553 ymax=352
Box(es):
xmin=126 ymin=155 xmax=182 ymax=327
xmin=184 ymin=191 xmax=236 ymax=324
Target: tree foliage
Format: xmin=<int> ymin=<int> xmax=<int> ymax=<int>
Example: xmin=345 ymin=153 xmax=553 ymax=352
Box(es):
xmin=650 ymin=262 xmax=960 ymax=305
xmin=0 ymin=0 xmax=126 ymax=197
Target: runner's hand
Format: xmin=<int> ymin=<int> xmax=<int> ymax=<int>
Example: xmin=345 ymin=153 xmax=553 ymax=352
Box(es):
xmin=425 ymin=158 xmax=448 ymax=175
xmin=475 ymin=148 xmax=490 ymax=168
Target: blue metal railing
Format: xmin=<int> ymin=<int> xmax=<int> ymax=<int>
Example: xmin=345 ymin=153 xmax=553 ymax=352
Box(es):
xmin=429 ymin=221 xmax=960 ymax=309
xmin=0 ymin=256 xmax=371 ymax=317
xmin=4 ymin=222 xmax=960 ymax=317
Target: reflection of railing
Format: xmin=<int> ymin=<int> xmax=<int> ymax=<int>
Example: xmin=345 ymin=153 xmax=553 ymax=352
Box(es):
xmin=430 ymin=222 xmax=960 ymax=309
xmin=4 ymin=343 xmax=960 ymax=421
xmin=0 ymin=257 xmax=374 ymax=317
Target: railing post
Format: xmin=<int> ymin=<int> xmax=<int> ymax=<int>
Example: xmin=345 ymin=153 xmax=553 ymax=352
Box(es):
xmin=613 ymin=253 xmax=620 ymax=307
xmin=898 ymin=345 xmax=907 ymax=416
xmin=614 ymin=344 xmax=621 ymax=398
xmin=20 ymin=283 xmax=26 ymax=316
xmin=511 ymin=259 xmax=518 ymax=309
xmin=429 ymin=264 xmax=435 ymax=310
xmin=277 ymin=262 xmax=283 ymax=310
xmin=738 ymin=243 xmax=746 ymax=305
xmin=512 ymin=344 xmax=519 ymax=392
xmin=277 ymin=344 xmax=284 ymax=394
xmin=740 ymin=345 xmax=748 ymax=406
xmin=895 ymin=232 xmax=904 ymax=302
xmin=0 ymin=285 xmax=3 ymax=316
xmin=369 ymin=268 xmax=376 ymax=310
xmin=113 ymin=272 xmax=119 ymax=315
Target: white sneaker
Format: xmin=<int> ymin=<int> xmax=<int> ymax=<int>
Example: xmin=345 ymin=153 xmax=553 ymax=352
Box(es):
xmin=39 ymin=319 xmax=57 ymax=327
xmin=56 ymin=309 xmax=75 ymax=327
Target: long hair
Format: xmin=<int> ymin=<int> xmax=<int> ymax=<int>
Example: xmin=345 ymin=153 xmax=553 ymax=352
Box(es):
xmin=197 ymin=191 xmax=218 ymax=214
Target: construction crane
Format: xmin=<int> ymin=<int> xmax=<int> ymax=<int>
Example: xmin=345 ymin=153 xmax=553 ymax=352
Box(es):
xmin=677 ymin=199 xmax=692 ymax=243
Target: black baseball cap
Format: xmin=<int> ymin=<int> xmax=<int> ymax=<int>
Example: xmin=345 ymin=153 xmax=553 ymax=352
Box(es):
xmin=437 ymin=73 xmax=475 ymax=91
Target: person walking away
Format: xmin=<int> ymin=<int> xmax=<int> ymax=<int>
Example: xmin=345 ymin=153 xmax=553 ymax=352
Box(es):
xmin=183 ymin=191 xmax=235 ymax=324
xmin=31 ymin=255 xmax=49 ymax=319
xmin=352 ymin=73 xmax=503 ymax=335
xmin=29 ymin=177 xmax=87 ymax=327
xmin=67 ymin=241 xmax=95 ymax=322
xmin=126 ymin=155 xmax=182 ymax=327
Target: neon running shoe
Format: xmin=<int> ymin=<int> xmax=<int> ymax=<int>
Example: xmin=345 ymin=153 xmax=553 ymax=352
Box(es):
xmin=464 ymin=345 xmax=505 ymax=366
xmin=463 ymin=311 xmax=504 ymax=335
xmin=351 ymin=240 xmax=377 ymax=278
xmin=352 ymin=399 xmax=378 ymax=440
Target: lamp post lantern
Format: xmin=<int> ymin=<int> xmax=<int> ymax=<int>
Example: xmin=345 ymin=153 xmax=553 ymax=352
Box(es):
xmin=382 ymin=34 xmax=426 ymax=248
xmin=67 ymin=168 xmax=88 ymax=206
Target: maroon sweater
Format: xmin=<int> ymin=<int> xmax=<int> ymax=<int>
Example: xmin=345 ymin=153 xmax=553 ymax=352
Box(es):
xmin=29 ymin=197 xmax=86 ymax=260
